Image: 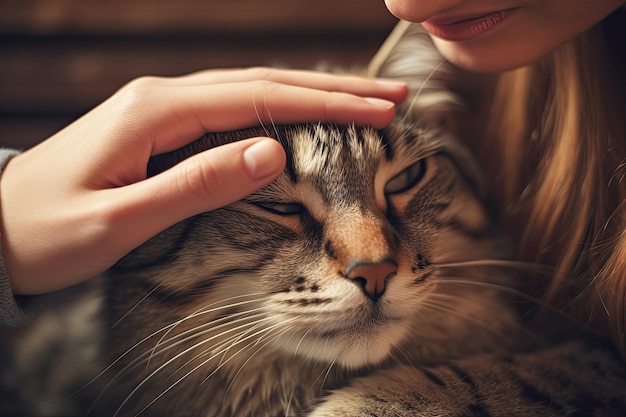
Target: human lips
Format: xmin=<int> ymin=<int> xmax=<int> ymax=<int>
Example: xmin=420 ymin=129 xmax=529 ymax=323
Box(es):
xmin=421 ymin=8 xmax=518 ymax=42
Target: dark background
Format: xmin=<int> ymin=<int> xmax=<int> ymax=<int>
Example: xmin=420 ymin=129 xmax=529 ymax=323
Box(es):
xmin=0 ymin=0 xmax=397 ymax=149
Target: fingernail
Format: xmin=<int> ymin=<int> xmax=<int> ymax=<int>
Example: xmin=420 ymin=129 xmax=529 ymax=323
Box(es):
xmin=364 ymin=97 xmax=395 ymax=109
xmin=243 ymin=139 xmax=284 ymax=180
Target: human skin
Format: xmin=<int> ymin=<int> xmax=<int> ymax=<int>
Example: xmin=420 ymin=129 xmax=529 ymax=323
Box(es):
xmin=0 ymin=68 xmax=408 ymax=295
xmin=384 ymin=0 xmax=625 ymax=72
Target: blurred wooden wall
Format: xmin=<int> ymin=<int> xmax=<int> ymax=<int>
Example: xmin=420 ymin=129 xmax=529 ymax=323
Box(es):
xmin=0 ymin=0 xmax=397 ymax=149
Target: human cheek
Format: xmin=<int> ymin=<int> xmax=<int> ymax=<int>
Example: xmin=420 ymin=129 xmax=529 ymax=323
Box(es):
xmin=384 ymin=0 xmax=466 ymax=23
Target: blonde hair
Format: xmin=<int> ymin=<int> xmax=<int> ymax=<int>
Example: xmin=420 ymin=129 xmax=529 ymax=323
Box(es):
xmin=485 ymin=14 xmax=626 ymax=352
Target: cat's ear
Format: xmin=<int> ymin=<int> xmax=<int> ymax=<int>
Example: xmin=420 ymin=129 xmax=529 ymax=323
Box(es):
xmin=368 ymin=21 xmax=465 ymax=134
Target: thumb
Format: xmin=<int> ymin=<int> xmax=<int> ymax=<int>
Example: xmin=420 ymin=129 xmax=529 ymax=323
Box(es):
xmin=109 ymin=137 xmax=285 ymax=250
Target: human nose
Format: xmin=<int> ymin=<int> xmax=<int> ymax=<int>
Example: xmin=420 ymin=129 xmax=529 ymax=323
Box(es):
xmin=384 ymin=0 xmax=466 ymax=23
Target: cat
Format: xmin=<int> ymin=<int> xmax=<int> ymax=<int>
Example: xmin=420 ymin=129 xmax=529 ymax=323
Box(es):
xmin=2 ymin=23 xmax=626 ymax=417
xmin=98 ymin=107 xmax=520 ymax=416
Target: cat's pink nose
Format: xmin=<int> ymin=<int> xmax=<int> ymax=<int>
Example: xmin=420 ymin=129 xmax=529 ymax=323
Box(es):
xmin=345 ymin=260 xmax=397 ymax=301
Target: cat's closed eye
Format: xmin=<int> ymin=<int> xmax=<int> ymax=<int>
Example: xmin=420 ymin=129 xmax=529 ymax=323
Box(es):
xmin=253 ymin=201 xmax=306 ymax=216
xmin=384 ymin=159 xmax=427 ymax=195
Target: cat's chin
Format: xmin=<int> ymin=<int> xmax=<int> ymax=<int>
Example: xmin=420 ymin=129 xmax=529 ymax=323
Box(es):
xmin=276 ymin=320 xmax=409 ymax=369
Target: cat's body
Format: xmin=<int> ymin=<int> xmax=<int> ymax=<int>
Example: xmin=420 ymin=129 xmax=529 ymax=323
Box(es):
xmin=2 ymin=23 xmax=626 ymax=417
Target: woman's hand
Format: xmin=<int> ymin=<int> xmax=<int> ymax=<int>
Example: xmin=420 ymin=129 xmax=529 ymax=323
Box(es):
xmin=0 ymin=67 xmax=408 ymax=295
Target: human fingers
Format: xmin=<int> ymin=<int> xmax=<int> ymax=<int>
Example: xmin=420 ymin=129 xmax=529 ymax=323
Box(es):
xmin=169 ymin=67 xmax=409 ymax=104
xmin=106 ymin=78 xmax=403 ymax=156
xmin=95 ymin=137 xmax=286 ymax=259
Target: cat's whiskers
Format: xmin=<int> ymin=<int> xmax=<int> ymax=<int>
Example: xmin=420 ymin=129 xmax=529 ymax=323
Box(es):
xmin=185 ymin=321 xmax=297 ymax=413
xmin=425 ymin=292 xmax=543 ymax=344
xmin=82 ymin=303 xmax=243 ymax=404
xmin=435 ymin=276 xmax=531 ymax=300
xmin=142 ymin=311 xmax=267 ymax=380
xmin=417 ymin=296 xmax=503 ymax=334
xmin=318 ymin=355 xmax=340 ymax=392
xmin=103 ymin=293 xmax=267 ymax=380
xmin=118 ymin=303 xmax=266 ymax=376
xmin=149 ymin=311 xmax=271 ymax=372
xmin=292 ymin=326 xmax=316 ymax=359
xmin=433 ymin=259 xmax=554 ymax=275
xmin=161 ymin=313 xmax=272 ymax=386
xmin=436 ymin=276 xmax=604 ymax=333
xmin=129 ymin=317 xmax=299 ymax=417
xmin=389 ymin=343 xmax=421 ymax=373
xmin=147 ymin=294 xmax=267 ymax=366
xmin=284 ymin=383 xmax=297 ymax=417
xmin=211 ymin=315 xmax=273 ymax=368
xmin=112 ymin=284 xmax=161 ymax=329
xmin=428 ymin=257 xmax=554 ymax=306
xmin=114 ymin=313 xmax=286 ymax=417
xmin=224 ymin=320 xmax=298 ymax=394
xmin=207 ymin=317 xmax=299 ymax=378
xmin=81 ymin=315 xmax=180 ymax=395
xmin=94 ymin=305 xmax=267 ymax=415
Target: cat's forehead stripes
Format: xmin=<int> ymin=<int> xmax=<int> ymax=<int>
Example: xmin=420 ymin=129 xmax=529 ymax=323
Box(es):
xmin=281 ymin=124 xmax=386 ymax=206
xmin=288 ymin=124 xmax=385 ymax=179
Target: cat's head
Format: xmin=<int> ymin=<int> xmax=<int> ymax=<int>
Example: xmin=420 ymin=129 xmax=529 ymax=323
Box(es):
xmin=108 ymin=113 xmax=509 ymax=371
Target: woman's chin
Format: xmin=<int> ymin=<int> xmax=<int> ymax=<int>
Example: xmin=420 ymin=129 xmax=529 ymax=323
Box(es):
xmin=431 ymin=37 xmax=538 ymax=73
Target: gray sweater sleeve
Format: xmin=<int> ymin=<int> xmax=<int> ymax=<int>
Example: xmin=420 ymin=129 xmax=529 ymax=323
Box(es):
xmin=0 ymin=148 xmax=32 ymax=326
